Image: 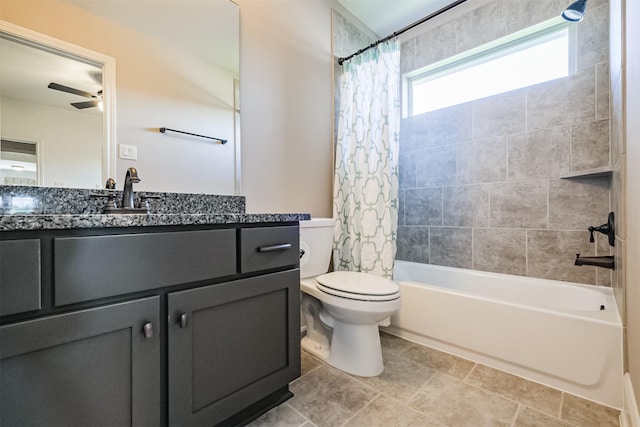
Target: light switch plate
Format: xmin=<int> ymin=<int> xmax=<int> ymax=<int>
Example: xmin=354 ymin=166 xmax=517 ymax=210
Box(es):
xmin=119 ymin=144 xmax=138 ymax=160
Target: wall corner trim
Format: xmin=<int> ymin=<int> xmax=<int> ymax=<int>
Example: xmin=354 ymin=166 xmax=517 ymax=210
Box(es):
xmin=621 ymin=373 xmax=640 ymax=427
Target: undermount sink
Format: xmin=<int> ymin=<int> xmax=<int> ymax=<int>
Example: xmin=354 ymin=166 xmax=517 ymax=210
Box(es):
xmin=102 ymin=207 xmax=149 ymax=215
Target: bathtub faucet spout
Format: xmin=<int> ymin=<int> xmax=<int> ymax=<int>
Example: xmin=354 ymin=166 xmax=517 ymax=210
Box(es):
xmin=574 ymin=254 xmax=615 ymax=270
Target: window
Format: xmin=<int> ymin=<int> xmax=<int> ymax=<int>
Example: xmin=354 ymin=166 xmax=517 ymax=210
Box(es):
xmin=405 ymin=18 xmax=576 ymax=117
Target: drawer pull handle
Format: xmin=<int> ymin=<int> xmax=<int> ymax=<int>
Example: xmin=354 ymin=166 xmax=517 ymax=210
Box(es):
xmin=257 ymin=243 xmax=292 ymax=253
xmin=143 ymin=322 xmax=154 ymax=339
xmin=179 ymin=313 xmax=189 ymax=329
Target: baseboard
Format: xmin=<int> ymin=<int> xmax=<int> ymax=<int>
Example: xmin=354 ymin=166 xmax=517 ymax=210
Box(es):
xmin=622 ymin=373 xmax=640 ymax=427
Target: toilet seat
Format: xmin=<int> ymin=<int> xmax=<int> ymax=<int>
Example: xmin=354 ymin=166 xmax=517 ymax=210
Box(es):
xmin=315 ymin=271 xmax=400 ymax=302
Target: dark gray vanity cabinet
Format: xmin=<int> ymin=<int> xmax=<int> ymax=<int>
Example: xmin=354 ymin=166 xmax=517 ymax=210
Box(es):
xmin=0 ymin=222 xmax=301 ymax=427
xmin=0 ymin=296 xmax=161 ymax=427
xmin=168 ymin=270 xmax=300 ymax=426
xmin=0 ymin=239 xmax=41 ymax=316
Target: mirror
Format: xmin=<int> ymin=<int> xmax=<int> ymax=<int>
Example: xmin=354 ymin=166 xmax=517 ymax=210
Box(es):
xmin=0 ymin=20 xmax=115 ymax=189
xmin=0 ymin=0 xmax=239 ymax=194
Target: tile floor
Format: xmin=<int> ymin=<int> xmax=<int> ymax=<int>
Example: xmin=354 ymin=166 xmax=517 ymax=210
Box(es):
xmin=249 ymin=332 xmax=621 ymax=427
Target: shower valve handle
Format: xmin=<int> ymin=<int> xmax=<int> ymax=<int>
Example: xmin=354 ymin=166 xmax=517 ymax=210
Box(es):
xmin=588 ymin=224 xmax=609 ymax=242
xmin=587 ymin=212 xmax=615 ymax=246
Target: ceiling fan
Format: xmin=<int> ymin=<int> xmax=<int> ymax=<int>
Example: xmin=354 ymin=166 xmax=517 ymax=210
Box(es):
xmin=47 ymin=82 xmax=103 ymax=110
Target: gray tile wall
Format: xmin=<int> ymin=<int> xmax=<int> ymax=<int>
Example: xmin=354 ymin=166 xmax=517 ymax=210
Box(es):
xmin=332 ymin=11 xmax=377 ymax=59
xmin=397 ymin=0 xmax=612 ymax=285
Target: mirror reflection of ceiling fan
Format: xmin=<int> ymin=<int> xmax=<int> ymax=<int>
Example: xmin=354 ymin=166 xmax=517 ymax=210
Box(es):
xmin=47 ymin=82 xmax=103 ymax=110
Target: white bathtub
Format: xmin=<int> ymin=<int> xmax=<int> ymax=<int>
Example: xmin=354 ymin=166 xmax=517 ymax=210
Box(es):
xmin=386 ymin=260 xmax=623 ymax=409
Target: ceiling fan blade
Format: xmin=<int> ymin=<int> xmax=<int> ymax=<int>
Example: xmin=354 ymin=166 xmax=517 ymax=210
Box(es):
xmin=71 ymin=100 xmax=100 ymax=109
xmin=48 ymin=82 xmax=95 ymax=98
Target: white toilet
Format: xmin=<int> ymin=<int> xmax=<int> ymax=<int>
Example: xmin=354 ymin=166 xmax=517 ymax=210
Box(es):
xmin=299 ymin=218 xmax=402 ymax=377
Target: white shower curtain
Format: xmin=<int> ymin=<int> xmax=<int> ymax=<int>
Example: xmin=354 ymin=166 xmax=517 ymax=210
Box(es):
xmin=333 ymin=40 xmax=401 ymax=278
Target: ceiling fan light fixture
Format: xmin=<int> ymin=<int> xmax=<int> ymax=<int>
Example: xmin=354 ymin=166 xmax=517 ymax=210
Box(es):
xmin=47 ymin=82 xmax=103 ymax=110
xmin=561 ymin=0 xmax=587 ymax=22
xmin=98 ymin=99 xmax=104 ymax=112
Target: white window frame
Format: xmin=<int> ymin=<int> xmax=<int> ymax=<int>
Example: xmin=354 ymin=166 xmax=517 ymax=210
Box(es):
xmin=403 ymin=17 xmax=578 ymax=118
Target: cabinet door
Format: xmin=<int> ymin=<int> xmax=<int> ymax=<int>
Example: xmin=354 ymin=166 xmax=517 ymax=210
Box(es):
xmin=0 ymin=296 xmax=160 ymax=427
xmin=168 ymin=270 xmax=301 ymax=426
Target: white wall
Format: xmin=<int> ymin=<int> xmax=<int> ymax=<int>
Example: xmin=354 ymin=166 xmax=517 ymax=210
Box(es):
xmin=1 ymin=0 xmax=238 ymax=195
xmin=236 ymin=0 xmax=335 ymax=216
xmin=624 ymin=0 xmax=640 ymax=411
xmin=2 ymin=97 xmax=102 ymax=188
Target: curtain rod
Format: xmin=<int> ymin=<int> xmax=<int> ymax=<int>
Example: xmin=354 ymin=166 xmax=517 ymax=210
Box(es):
xmin=337 ymin=0 xmax=468 ymax=65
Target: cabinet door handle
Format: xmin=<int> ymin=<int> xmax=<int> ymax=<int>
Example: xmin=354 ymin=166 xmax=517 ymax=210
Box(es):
xmin=257 ymin=243 xmax=292 ymax=252
xmin=179 ymin=313 xmax=189 ymax=328
xmin=143 ymin=322 xmax=154 ymax=339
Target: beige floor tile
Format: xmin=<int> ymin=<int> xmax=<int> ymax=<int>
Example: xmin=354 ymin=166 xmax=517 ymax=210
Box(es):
xmin=380 ymin=331 xmax=414 ymax=354
xmin=409 ymin=373 xmax=518 ymax=427
xmin=561 ymin=393 xmax=620 ymax=427
xmin=514 ymin=406 xmax=573 ymax=427
xmin=344 ymin=394 xmax=444 ymax=427
xmin=349 ymin=346 xmax=436 ymax=403
xmin=263 ymin=335 xmax=621 ymax=427
xmin=404 ymin=344 xmax=476 ymax=379
xmin=289 ymin=365 xmax=379 ymax=427
xmin=247 ymin=403 xmax=308 ymax=427
xmin=465 ymin=364 xmax=562 ymax=416
xmin=300 ymin=350 xmax=323 ymax=376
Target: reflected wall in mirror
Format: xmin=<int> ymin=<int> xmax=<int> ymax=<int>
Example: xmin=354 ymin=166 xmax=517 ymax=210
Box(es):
xmin=0 ymin=0 xmax=239 ymax=195
xmin=0 ymin=20 xmax=115 ymax=189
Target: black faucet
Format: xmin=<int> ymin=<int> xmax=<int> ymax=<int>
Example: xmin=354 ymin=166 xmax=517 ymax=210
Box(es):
xmin=122 ymin=167 xmax=140 ymax=208
xmin=575 ymin=254 xmax=615 ymax=270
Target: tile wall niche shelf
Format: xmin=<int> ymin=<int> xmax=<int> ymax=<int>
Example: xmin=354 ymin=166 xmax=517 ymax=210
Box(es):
xmin=560 ymin=166 xmax=613 ymax=179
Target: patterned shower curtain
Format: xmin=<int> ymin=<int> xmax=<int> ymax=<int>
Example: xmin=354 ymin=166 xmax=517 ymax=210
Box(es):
xmin=333 ymin=40 xmax=401 ymax=278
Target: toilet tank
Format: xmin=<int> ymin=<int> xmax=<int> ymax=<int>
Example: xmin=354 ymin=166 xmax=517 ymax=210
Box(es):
xmin=299 ymin=218 xmax=336 ymax=279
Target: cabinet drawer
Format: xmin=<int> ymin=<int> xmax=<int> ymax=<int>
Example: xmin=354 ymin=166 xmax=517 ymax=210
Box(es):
xmin=239 ymin=226 xmax=299 ymax=273
xmin=54 ymin=229 xmax=236 ymax=306
xmin=0 ymin=239 xmax=41 ymax=316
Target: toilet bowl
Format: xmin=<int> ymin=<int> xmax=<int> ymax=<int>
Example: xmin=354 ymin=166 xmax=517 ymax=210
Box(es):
xmin=299 ymin=218 xmax=402 ymax=377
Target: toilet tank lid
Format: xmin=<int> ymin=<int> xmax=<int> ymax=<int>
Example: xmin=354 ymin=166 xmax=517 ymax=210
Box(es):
xmin=300 ymin=218 xmax=336 ymax=228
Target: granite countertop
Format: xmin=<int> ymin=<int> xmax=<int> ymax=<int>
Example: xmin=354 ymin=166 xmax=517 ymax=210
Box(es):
xmin=0 ymin=213 xmax=311 ymax=231
xmin=0 ymin=185 xmax=310 ymax=231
